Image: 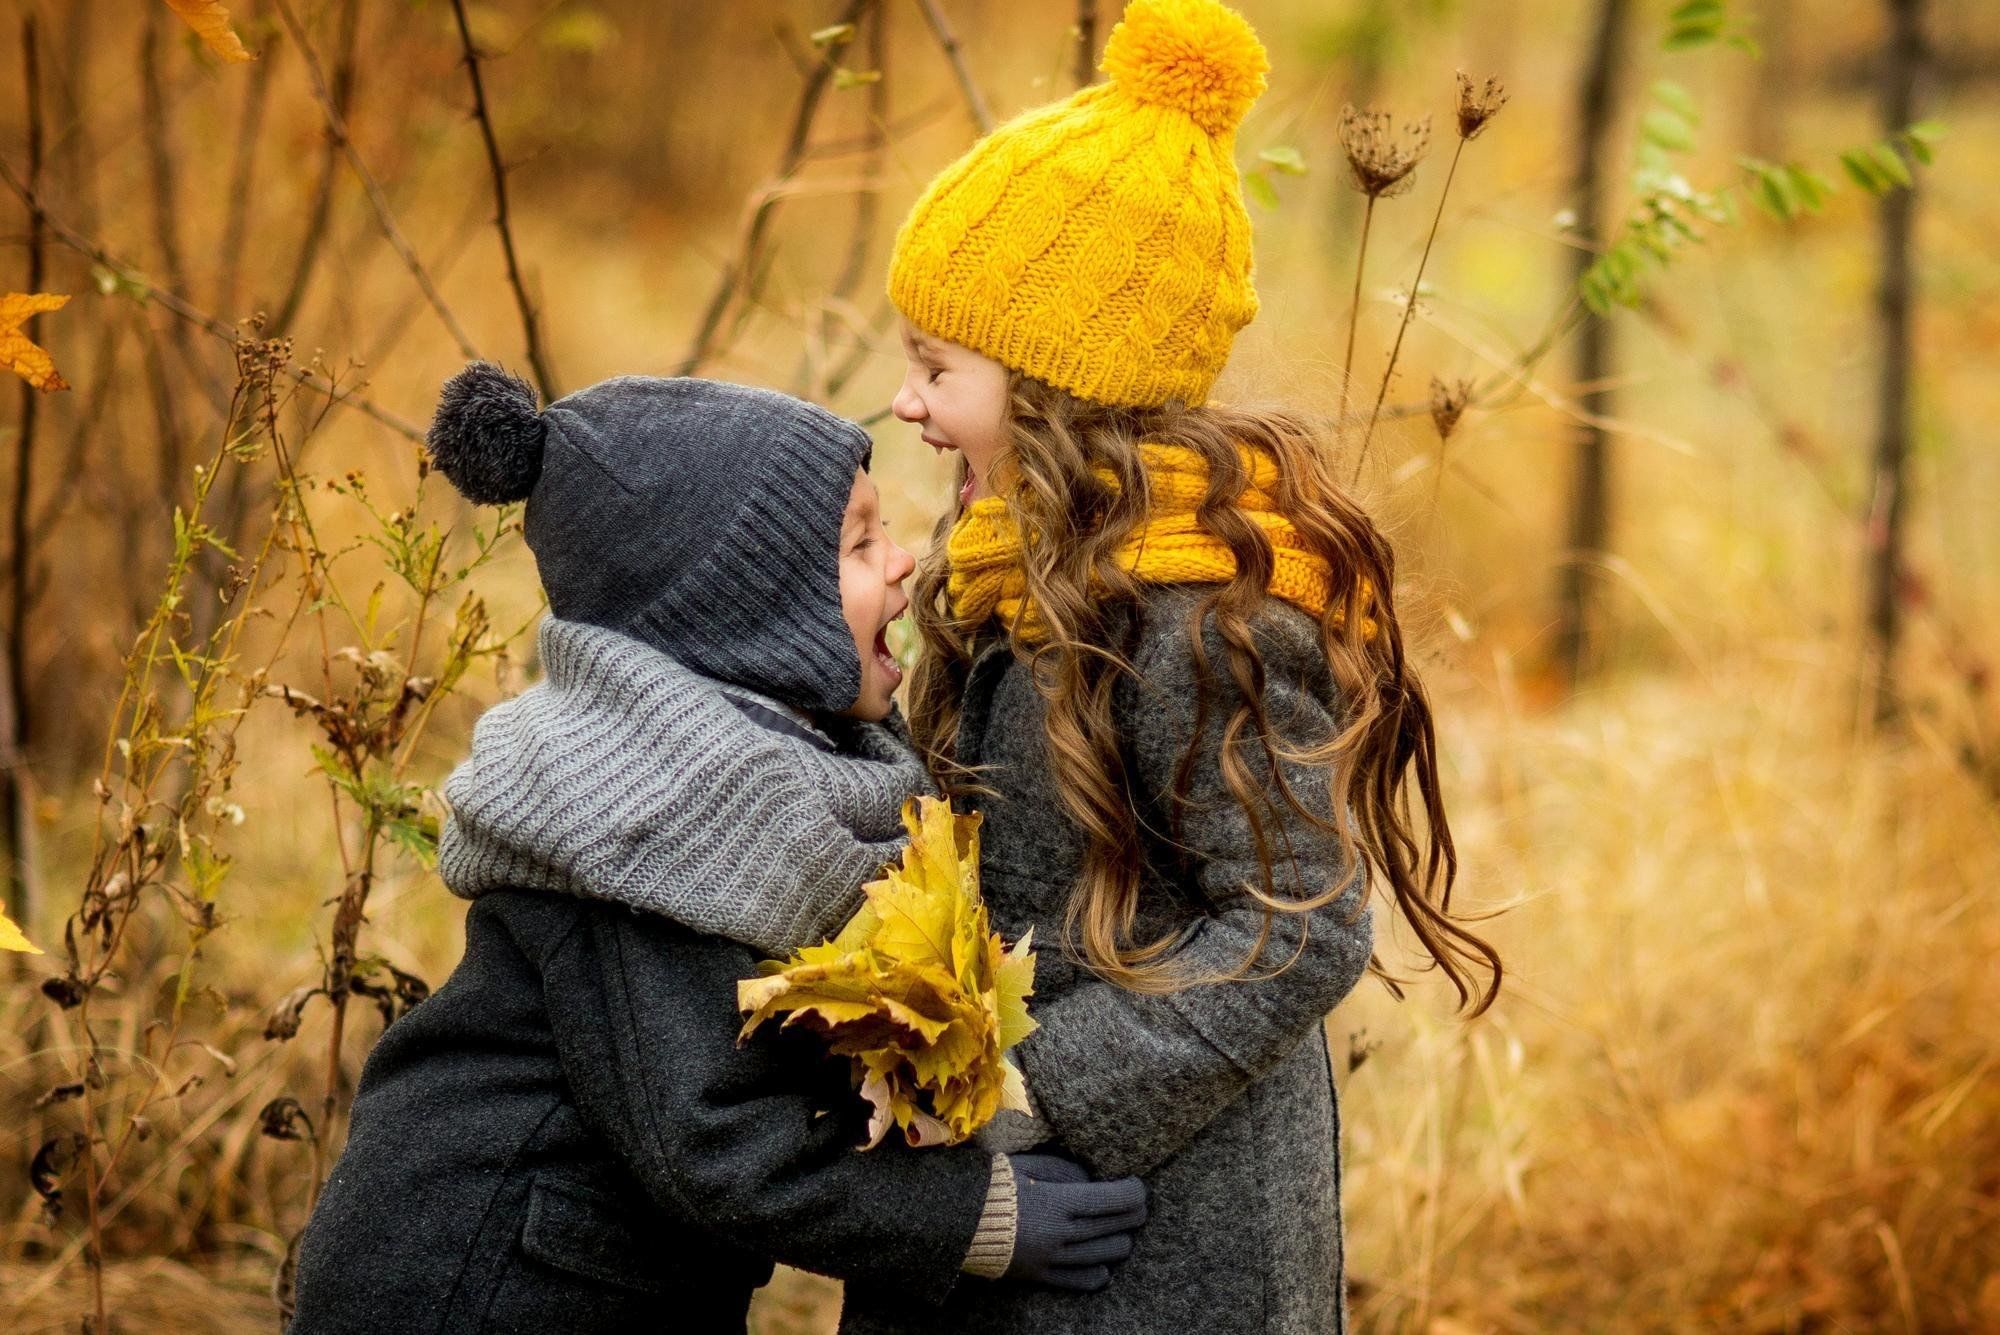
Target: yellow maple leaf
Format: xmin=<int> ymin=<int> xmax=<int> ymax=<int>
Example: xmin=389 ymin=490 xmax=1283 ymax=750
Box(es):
xmin=736 ymin=795 xmax=1037 ymax=1149
xmin=162 ymin=0 xmax=254 ymax=64
xmin=1 ymin=293 xmax=71 ymax=393
xmin=0 ymin=905 xmax=42 ymax=954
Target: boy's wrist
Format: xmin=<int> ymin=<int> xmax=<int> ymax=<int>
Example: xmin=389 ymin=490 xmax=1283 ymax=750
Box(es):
xmin=960 ymin=1152 xmax=1019 ymax=1279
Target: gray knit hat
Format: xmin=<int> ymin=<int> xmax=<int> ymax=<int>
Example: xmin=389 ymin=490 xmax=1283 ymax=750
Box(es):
xmin=426 ymin=362 xmax=870 ymax=716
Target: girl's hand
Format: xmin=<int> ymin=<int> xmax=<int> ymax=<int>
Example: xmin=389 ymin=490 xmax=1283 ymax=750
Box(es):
xmin=1002 ymin=1153 xmax=1149 ymax=1292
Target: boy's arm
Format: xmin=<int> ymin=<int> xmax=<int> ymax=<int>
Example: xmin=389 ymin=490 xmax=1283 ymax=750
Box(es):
xmin=538 ymin=901 xmax=1002 ymax=1303
xmin=1014 ymin=597 xmax=1374 ymax=1181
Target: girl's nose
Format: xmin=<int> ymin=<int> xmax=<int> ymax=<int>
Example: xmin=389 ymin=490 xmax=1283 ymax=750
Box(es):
xmin=890 ymin=379 xmax=924 ymax=424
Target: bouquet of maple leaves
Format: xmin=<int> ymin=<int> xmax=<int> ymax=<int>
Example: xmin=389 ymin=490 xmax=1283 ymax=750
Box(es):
xmin=737 ymin=796 xmax=1038 ymax=1149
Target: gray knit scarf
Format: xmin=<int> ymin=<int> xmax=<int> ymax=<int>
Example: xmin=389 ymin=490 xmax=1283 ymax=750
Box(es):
xmin=437 ymin=616 xmax=933 ymax=956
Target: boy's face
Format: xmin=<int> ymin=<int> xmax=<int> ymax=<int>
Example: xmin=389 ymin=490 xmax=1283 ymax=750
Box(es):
xmin=890 ymin=318 xmax=1011 ymax=510
xmin=837 ymin=469 xmax=916 ymax=722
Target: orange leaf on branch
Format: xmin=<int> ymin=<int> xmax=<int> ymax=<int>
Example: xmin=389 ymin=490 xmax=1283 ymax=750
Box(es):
xmin=162 ymin=0 xmax=255 ymax=64
xmin=1 ymin=293 xmax=71 ymax=393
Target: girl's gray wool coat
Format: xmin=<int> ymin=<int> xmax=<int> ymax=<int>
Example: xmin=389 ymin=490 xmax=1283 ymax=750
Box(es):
xmin=841 ymin=586 xmax=1374 ymax=1335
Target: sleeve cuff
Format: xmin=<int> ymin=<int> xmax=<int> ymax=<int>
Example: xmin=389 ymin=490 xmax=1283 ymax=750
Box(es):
xmin=959 ymin=1153 xmax=1019 ymax=1279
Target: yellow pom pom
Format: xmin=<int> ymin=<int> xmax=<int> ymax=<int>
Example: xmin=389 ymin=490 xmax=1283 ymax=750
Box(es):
xmin=1099 ymin=0 xmax=1270 ymax=136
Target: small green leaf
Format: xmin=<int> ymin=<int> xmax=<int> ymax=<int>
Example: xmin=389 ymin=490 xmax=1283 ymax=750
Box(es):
xmin=1869 ymin=141 xmax=1913 ymax=189
xmin=1651 ymin=79 xmax=1700 ymax=122
xmin=1641 ymin=109 xmax=1695 ymax=152
xmin=1788 ymin=165 xmax=1832 ymax=212
xmin=1244 ymin=169 xmax=1279 ymax=210
xmin=810 ymin=22 xmax=856 ymax=47
xmin=1664 ymin=25 xmax=1720 ymax=50
xmin=1904 ymin=119 xmax=1946 ymax=145
xmin=832 ymin=66 xmax=882 ymax=90
xmin=1725 ymin=33 xmax=1763 ymax=59
xmin=1257 ymin=145 xmax=1307 ymax=175
xmin=1840 ymin=150 xmax=1884 ymax=194
xmin=1670 ymin=0 xmax=1725 ymax=21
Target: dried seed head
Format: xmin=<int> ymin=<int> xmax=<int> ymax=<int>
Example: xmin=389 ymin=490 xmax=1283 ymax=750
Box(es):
xmin=1455 ymin=71 xmax=1508 ymax=141
xmin=1338 ymin=105 xmax=1431 ymax=199
xmin=1430 ymin=376 xmax=1474 ymax=441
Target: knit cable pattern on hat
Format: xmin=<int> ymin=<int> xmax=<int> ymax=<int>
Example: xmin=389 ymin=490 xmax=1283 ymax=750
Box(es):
xmin=945 ymin=443 xmax=1379 ymax=644
xmin=888 ymin=0 xmax=1268 ymax=409
xmin=438 ymin=616 xmax=932 ymax=957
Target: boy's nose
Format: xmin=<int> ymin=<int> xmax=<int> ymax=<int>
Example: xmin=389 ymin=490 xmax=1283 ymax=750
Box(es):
xmin=887 ymin=538 xmax=916 ymax=585
xmin=890 ymin=381 xmax=924 ymax=423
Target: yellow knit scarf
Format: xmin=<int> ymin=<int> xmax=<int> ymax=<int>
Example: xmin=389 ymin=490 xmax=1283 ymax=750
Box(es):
xmin=946 ymin=443 xmax=1376 ymax=645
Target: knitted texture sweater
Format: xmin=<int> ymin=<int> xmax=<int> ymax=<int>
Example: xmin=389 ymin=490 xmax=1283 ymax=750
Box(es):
xmin=438 ymin=615 xmax=931 ymax=961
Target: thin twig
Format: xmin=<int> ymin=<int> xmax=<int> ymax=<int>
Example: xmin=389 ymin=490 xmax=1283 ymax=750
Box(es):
xmin=271 ymin=0 xmax=360 ymax=337
xmin=914 ymin=0 xmax=993 ymax=132
xmin=138 ymin=9 xmax=190 ymax=300
xmin=678 ymin=0 xmax=870 ymax=376
xmin=802 ymin=0 xmax=890 ymax=399
xmin=1354 ymin=136 xmax=1466 ymax=481
xmin=216 ymin=0 xmax=280 ymax=318
xmin=448 ymin=0 xmax=558 ymax=400
xmin=1075 ymin=0 xmax=1097 ymax=89
xmin=1 ymin=151 xmax=425 ymax=442
xmin=1342 ymin=194 xmax=1376 ymax=421
xmin=271 ymin=0 xmax=480 ymax=360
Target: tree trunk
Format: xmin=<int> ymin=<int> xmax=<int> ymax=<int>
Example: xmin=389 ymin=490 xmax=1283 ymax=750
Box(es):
xmin=1864 ymin=0 xmax=1926 ymax=723
xmin=1554 ymin=0 xmax=1630 ymax=689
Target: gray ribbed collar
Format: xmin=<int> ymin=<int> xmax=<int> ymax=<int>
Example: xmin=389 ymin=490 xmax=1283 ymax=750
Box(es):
xmin=437 ymin=616 xmax=931 ymax=954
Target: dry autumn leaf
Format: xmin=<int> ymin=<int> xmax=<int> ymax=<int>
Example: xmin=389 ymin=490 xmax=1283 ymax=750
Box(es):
xmin=0 ymin=904 xmax=42 ymax=954
xmin=1 ymin=293 xmax=71 ymax=393
xmin=163 ymin=0 xmax=254 ymax=64
xmin=738 ymin=795 xmax=1037 ymax=1150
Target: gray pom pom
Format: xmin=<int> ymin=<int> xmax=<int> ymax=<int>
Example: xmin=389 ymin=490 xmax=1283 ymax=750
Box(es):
xmin=426 ymin=362 xmax=545 ymax=504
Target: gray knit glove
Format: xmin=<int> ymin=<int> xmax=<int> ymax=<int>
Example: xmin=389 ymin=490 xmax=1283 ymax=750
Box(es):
xmin=1004 ymin=1153 xmax=1149 ymax=1292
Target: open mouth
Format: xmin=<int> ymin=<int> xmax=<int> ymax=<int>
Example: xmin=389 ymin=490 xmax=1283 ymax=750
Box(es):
xmin=872 ymin=625 xmax=902 ymax=684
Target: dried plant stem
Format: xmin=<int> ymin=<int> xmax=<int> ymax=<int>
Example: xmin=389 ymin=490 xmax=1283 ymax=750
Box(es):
xmin=1075 ymin=0 xmax=1097 ymax=88
xmin=215 ymin=3 xmax=279 ymax=318
xmin=271 ymin=0 xmax=480 ymax=361
xmin=801 ymin=1 xmax=891 ymax=399
xmin=1342 ymin=194 xmax=1377 ymax=422
xmin=448 ymin=0 xmax=558 ymax=400
xmin=679 ymin=0 xmax=870 ymax=376
xmin=8 ymin=13 xmax=44 ymax=932
xmin=0 ymin=153 xmax=426 ymax=442
xmin=915 ymin=0 xmax=993 ymax=132
xmin=271 ymin=0 xmax=359 ymax=337
xmin=1353 ymin=136 xmax=1466 ymax=483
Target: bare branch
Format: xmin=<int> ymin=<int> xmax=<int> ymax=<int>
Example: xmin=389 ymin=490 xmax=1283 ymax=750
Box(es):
xmin=448 ymin=0 xmax=559 ymax=401
xmin=915 ymin=0 xmax=993 ymax=133
xmin=678 ymin=0 xmax=871 ymax=376
xmin=270 ymin=0 xmax=481 ymax=361
xmin=0 ymin=152 xmax=425 ymax=443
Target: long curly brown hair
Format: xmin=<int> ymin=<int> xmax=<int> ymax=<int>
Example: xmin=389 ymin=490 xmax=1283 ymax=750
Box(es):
xmin=905 ymin=374 xmax=1500 ymax=1011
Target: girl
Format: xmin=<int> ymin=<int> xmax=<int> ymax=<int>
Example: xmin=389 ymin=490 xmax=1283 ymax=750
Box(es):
xmin=846 ymin=1 xmax=1503 ymax=1331
xmin=289 ymin=369 xmax=1149 ymax=1334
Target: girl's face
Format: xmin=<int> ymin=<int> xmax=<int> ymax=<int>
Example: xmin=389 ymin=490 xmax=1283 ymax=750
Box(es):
xmin=837 ymin=468 xmax=917 ymax=721
xmin=890 ymin=319 xmax=1011 ymax=507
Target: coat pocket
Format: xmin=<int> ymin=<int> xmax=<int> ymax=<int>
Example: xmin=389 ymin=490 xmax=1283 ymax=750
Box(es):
xmin=518 ymin=1176 xmax=670 ymax=1293
xmin=480 ymin=1177 xmax=694 ymax=1335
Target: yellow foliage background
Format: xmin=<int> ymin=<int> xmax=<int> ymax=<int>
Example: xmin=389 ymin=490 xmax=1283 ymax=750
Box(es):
xmin=1 ymin=0 xmax=1997 ymax=1331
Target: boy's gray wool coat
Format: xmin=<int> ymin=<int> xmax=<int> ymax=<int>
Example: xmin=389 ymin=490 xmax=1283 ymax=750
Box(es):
xmin=842 ymin=587 xmax=1374 ymax=1335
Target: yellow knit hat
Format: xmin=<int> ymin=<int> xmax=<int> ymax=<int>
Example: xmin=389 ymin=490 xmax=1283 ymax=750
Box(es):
xmin=888 ymin=0 xmax=1269 ymax=409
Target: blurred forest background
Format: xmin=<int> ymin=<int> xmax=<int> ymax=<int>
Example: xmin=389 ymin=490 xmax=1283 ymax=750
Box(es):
xmin=1 ymin=0 xmax=1996 ymax=1330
